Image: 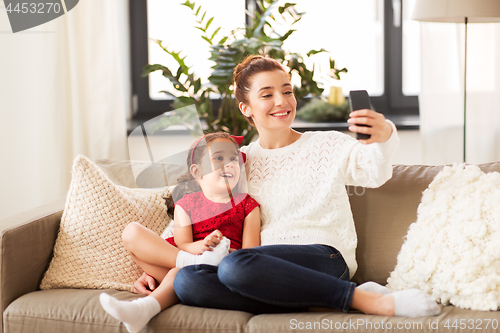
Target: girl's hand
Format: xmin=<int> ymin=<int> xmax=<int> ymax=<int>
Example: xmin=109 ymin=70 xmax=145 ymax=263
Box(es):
xmin=347 ymin=109 xmax=393 ymax=144
xmin=133 ymin=272 xmax=157 ymax=295
xmin=200 ymin=230 xmax=223 ymax=252
xmin=229 ymin=248 xmax=237 ymax=253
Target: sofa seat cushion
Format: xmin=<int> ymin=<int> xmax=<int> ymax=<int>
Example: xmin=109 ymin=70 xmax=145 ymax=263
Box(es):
xmin=246 ymin=306 xmax=500 ymax=333
xmin=4 ymin=289 xmax=253 ymax=333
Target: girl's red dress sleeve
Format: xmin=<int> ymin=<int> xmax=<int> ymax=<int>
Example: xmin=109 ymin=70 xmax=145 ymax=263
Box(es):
xmin=243 ymin=195 xmax=260 ymax=216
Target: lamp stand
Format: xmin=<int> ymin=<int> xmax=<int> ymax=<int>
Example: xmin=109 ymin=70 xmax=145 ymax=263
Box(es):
xmin=463 ymin=17 xmax=468 ymax=163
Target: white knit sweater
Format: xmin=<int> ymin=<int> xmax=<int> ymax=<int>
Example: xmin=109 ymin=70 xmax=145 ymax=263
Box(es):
xmin=240 ymin=122 xmax=400 ymax=278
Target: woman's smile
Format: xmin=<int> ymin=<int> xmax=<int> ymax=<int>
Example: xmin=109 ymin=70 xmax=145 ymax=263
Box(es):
xmin=270 ymin=110 xmax=292 ymax=118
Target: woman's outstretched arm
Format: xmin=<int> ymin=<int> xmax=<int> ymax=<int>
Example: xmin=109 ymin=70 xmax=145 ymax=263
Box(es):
xmin=342 ymin=110 xmax=400 ymax=188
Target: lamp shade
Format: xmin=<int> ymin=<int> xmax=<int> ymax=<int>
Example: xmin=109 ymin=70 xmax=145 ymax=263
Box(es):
xmin=412 ymin=0 xmax=500 ymax=23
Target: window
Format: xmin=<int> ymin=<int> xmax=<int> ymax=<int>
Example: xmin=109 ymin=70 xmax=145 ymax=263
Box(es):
xmin=278 ymin=0 xmax=385 ymax=96
xmin=129 ymin=0 xmax=419 ymax=120
xmin=402 ymin=0 xmax=421 ymax=96
xmin=147 ymin=0 xmax=245 ymax=101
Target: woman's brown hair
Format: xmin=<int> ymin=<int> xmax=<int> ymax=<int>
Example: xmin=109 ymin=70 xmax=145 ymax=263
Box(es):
xmin=163 ymin=132 xmax=239 ymax=217
xmin=233 ymin=55 xmax=289 ymax=126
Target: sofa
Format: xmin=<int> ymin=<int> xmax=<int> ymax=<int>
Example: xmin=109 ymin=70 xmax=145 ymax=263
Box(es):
xmin=2 ymin=162 xmax=500 ymax=333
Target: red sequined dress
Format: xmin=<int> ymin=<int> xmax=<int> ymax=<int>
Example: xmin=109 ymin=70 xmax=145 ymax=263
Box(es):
xmin=166 ymin=192 xmax=260 ymax=250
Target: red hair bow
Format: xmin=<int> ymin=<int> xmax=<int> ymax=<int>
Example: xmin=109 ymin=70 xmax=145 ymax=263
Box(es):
xmin=231 ymin=135 xmax=246 ymax=163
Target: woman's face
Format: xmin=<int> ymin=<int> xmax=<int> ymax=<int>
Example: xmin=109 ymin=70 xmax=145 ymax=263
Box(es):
xmin=240 ymin=70 xmax=297 ymax=132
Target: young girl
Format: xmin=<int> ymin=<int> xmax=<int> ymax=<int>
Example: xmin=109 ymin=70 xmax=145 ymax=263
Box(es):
xmin=100 ymin=132 xmax=261 ymax=333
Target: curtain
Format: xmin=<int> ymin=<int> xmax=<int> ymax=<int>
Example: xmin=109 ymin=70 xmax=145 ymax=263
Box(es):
xmin=0 ymin=0 xmax=130 ymax=220
xmin=419 ymin=22 xmax=500 ymax=165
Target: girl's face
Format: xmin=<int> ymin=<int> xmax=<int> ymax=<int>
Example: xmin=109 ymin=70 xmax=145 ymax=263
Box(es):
xmin=240 ymin=70 xmax=297 ymax=132
xmin=193 ymin=138 xmax=241 ymax=195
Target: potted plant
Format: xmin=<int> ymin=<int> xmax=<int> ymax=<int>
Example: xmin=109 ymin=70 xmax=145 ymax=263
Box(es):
xmin=143 ymin=0 xmax=347 ymax=145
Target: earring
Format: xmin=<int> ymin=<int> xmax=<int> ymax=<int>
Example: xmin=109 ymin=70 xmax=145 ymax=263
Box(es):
xmin=245 ymin=113 xmax=252 ymax=117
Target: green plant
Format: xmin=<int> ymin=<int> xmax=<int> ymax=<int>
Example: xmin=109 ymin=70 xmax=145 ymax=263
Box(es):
xmin=296 ymin=98 xmax=350 ymax=123
xmin=142 ymin=0 xmax=347 ymax=145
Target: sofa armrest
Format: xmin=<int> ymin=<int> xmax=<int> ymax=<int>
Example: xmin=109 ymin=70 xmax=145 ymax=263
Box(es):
xmin=0 ymin=198 xmax=65 ymax=328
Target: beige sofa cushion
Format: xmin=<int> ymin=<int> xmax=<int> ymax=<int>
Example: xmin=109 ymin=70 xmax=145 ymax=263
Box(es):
xmin=39 ymin=155 xmax=171 ymax=292
xmin=245 ymin=306 xmax=500 ymax=333
xmin=5 ymin=289 xmax=500 ymax=333
xmin=4 ymin=289 xmax=253 ymax=333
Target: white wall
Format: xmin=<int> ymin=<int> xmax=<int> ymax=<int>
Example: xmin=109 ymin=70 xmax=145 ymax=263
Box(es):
xmin=393 ymin=130 xmax=424 ymax=165
xmin=0 ymin=1 xmax=130 ymax=221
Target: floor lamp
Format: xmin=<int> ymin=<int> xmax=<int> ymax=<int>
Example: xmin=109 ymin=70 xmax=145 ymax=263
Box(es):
xmin=411 ymin=0 xmax=500 ymax=163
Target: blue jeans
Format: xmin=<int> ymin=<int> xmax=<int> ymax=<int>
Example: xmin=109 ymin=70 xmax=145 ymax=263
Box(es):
xmin=174 ymin=244 xmax=356 ymax=314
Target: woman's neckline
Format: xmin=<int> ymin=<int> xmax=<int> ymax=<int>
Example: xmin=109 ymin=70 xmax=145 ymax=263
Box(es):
xmin=258 ymin=129 xmax=304 ymax=150
xmin=256 ymin=131 xmax=310 ymax=152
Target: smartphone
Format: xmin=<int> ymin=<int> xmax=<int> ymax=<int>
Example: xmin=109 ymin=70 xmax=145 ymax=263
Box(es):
xmin=348 ymin=90 xmax=372 ymax=140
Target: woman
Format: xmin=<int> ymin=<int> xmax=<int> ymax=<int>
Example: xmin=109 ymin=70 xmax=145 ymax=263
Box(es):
xmin=134 ymin=55 xmax=440 ymax=317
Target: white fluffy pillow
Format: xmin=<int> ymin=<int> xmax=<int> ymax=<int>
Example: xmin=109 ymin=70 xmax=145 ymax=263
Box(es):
xmin=387 ymin=164 xmax=500 ymax=311
xmin=40 ymin=155 xmax=171 ymax=292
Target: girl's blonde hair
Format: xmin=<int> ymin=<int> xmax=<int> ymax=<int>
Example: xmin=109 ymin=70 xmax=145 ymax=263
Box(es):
xmin=164 ymin=132 xmax=239 ymax=215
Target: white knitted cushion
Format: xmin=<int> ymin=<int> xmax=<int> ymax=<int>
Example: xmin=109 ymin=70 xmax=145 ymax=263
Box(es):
xmin=387 ymin=164 xmax=500 ymax=311
xmin=40 ymin=155 xmax=171 ymax=292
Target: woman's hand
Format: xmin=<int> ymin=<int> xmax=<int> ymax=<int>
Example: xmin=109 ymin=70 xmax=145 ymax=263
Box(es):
xmin=200 ymin=230 xmax=223 ymax=252
xmin=133 ymin=272 xmax=158 ymax=295
xmin=347 ymin=110 xmax=393 ymax=144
